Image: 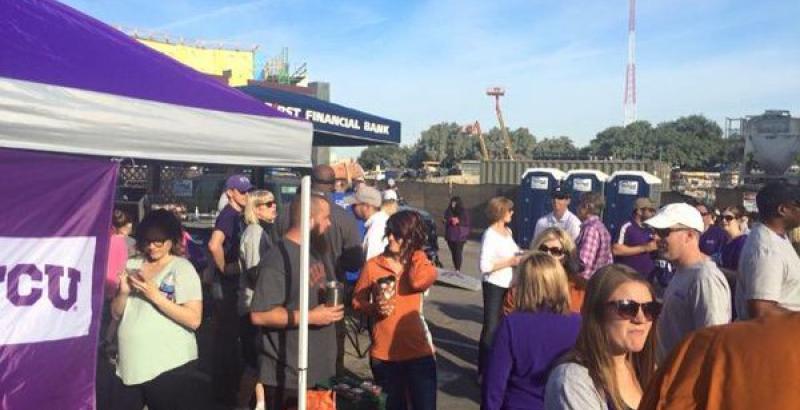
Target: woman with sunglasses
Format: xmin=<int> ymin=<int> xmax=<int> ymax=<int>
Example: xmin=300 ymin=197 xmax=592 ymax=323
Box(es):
xmin=236 ymin=190 xmax=278 ymax=410
xmin=353 ymin=210 xmax=438 ymax=410
xmin=483 ymin=252 xmax=581 ymax=410
xmin=111 ymin=209 xmax=207 ymax=410
xmin=545 ymin=264 xmax=660 ymax=410
xmin=504 ymin=228 xmax=585 ymax=315
xmin=719 ymin=205 xmax=748 ymax=272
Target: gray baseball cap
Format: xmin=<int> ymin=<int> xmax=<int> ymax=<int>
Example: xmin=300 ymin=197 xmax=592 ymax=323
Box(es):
xmin=345 ymin=185 xmax=382 ymax=208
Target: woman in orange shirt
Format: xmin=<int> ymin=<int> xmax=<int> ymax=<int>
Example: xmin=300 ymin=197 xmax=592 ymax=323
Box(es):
xmin=353 ymin=210 xmax=438 ymax=410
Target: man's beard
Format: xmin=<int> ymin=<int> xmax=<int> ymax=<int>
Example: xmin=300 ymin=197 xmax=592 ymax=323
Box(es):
xmin=310 ymin=225 xmax=329 ymax=256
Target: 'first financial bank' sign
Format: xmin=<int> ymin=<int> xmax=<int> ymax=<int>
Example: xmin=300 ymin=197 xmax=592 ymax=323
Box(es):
xmin=266 ymin=103 xmax=393 ymax=136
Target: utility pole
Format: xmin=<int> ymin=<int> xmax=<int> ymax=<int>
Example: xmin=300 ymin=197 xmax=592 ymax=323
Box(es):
xmin=487 ymin=87 xmax=515 ymax=160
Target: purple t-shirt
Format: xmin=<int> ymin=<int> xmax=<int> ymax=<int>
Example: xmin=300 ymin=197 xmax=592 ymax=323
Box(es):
xmin=700 ymin=225 xmax=729 ymax=259
xmin=720 ymin=234 xmax=747 ymax=271
xmin=214 ymin=204 xmax=243 ymax=264
xmin=614 ymin=218 xmax=655 ymax=276
xmin=482 ymin=311 xmax=581 ymax=410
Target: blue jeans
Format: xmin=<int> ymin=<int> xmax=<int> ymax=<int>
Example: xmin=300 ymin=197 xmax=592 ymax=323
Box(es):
xmin=371 ymin=355 xmax=437 ymax=410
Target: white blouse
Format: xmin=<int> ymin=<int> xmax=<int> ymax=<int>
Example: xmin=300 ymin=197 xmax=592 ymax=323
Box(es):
xmin=479 ymin=226 xmax=520 ymax=288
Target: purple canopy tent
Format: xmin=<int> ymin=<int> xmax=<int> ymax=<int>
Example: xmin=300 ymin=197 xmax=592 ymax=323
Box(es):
xmin=0 ymin=1 xmax=313 ymax=408
xmin=0 ymin=0 xmax=312 ymax=167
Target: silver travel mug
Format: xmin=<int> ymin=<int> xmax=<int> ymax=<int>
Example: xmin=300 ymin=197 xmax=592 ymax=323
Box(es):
xmin=325 ymin=280 xmax=344 ymax=307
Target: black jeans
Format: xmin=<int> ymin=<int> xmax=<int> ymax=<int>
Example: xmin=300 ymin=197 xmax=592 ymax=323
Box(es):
xmin=371 ymin=355 xmax=437 ymax=410
xmin=106 ymin=360 xmax=211 ymax=410
xmin=446 ymin=240 xmax=466 ymax=271
xmin=479 ymin=281 xmax=507 ymax=376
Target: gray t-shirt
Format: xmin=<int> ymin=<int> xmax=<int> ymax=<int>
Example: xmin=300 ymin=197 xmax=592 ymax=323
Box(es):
xmin=657 ymin=257 xmax=731 ymax=363
xmin=735 ymin=223 xmax=800 ymax=320
xmin=250 ymin=239 xmax=336 ymax=388
xmin=545 ymin=362 xmax=608 ymax=410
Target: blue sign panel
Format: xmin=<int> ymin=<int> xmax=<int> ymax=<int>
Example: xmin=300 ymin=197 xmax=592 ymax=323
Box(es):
xmin=238 ymin=85 xmax=401 ymax=146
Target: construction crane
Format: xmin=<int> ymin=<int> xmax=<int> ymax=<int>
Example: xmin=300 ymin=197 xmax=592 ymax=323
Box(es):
xmin=462 ymin=121 xmax=490 ymax=160
xmin=486 ymin=87 xmax=515 ymax=160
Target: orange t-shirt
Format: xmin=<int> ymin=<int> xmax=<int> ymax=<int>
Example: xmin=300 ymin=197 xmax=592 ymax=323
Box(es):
xmin=352 ymin=250 xmax=438 ymax=361
xmin=639 ymin=313 xmax=800 ymax=410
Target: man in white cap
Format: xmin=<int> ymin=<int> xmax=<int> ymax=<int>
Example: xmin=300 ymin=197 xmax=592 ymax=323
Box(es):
xmin=645 ymin=203 xmax=731 ymax=363
xmin=347 ymin=185 xmax=389 ymax=261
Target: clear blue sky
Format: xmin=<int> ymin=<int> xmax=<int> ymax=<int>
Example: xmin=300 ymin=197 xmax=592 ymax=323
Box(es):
xmin=63 ymin=0 xmax=800 ymax=155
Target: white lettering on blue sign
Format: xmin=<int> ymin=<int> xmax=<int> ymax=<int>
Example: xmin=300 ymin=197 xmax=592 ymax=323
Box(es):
xmin=305 ymin=110 xmax=362 ymax=130
xmin=364 ymin=121 xmax=390 ymax=135
xmin=264 ymin=102 xmax=391 ymax=136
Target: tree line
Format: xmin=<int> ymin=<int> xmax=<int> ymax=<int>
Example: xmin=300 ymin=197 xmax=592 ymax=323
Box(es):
xmin=359 ymin=115 xmax=746 ymax=171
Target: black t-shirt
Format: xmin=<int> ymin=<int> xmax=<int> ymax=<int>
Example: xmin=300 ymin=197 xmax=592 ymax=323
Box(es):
xmin=250 ymin=239 xmax=336 ymax=388
xmin=214 ymin=204 xmax=244 ymax=265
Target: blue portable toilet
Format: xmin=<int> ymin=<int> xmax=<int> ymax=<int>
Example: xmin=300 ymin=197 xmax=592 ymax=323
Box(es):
xmin=514 ymin=168 xmax=566 ymax=248
xmin=604 ymin=171 xmax=662 ymax=237
xmin=563 ymin=169 xmax=609 ymax=214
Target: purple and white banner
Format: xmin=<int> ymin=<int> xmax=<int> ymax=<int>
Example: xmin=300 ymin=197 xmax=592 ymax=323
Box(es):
xmin=0 ymin=148 xmax=118 ymax=410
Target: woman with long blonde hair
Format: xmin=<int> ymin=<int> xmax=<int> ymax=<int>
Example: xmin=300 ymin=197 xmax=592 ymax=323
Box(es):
xmin=545 ymin=264 xmax=660 ymax=410
xmin=482 ymin=252 xmax=581 ymax=410
xmin=237 ymin=189 xmax=278 ymax=410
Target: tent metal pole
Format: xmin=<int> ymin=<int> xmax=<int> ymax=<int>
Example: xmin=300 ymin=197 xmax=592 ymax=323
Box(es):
xmin=297 ymin=176 xmax=311 ymax=410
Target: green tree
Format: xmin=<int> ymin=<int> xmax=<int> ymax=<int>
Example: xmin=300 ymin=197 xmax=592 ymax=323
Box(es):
xmin=409 ymin=122 xmax=481 ymax=168
xmin=485 ymin=127 xmax=537 ymax=159
xmin=586 ymin=115 xmax=725 ymax=170
xmin=358 ymin=145 xmax=411 ymax=170
xmin=532 ymin=136 xmax=579 ymax=158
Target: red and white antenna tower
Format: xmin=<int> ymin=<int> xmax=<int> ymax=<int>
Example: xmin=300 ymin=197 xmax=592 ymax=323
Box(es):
xmin=623 ymin=0 xmax=637 ymax=126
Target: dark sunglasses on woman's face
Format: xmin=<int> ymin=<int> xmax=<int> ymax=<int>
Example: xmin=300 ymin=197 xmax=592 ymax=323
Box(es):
xmin=606 ymin=299 xmax=662 ymax=321
xmin=538 ymin=245 xmax=565 ymax=257
xmin=722 ymin=214 xmax=736 ymax=222
xmin=144 ymin=238 xmax=167 ymax=248
xmin=260 ymin=200 xmax=276 ymax=208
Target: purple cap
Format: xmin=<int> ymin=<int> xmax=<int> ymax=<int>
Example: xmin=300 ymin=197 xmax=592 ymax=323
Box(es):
xmin=225 ymin=174 xmax=253 ymax=192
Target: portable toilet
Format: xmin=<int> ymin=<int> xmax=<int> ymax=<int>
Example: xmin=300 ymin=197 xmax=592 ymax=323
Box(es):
xmin=514 ymin=168 xmax=567 ymax=248
xmin=604 ymin=171 xmax=662 ymax=237
xmin=563 ymin=169 xmax=609 ymax=214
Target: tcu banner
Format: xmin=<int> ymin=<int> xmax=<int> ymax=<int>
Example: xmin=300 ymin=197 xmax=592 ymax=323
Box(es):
xmin=0 ymin=148 xmax=118 ymax=409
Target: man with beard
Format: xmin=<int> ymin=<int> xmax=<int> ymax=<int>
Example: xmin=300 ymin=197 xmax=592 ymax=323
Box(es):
xmin=250 ymin=195 xmax=344 ymax=410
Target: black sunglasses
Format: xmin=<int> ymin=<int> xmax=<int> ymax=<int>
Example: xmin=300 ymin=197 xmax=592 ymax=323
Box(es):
xmin=143 ymin=238 xmax=167 ymax=247
xmin=653 ymin=227 xmax=691 ymax=238
xmin=538 ymin=245 xmax=565 ymax=257
xmin=722 ymin=215 xmax=736 ymax=222
xmin=259 ymin=200 xmax=276 ymax=208
xmin=607 ymin=299 xmax=662 ymax=321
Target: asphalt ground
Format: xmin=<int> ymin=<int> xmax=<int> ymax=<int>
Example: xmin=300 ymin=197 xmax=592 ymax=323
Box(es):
xmin=343 ymin=238 xmax=484 ymax=409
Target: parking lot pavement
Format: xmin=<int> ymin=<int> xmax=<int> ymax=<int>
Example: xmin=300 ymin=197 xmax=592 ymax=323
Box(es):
xmin=344 ymin=238 xmax=484 ymax=409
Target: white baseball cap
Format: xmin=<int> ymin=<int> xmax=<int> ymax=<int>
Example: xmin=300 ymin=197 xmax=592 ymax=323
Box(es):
xmin=644 ymin=202 xmax=704 ymax=232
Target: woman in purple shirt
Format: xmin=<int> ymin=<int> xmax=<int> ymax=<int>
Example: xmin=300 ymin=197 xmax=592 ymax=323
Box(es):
xmin=482 ymin=252 xmax=581 ymax=410
xmin=720 ymin=205 xmax=748 ymax=272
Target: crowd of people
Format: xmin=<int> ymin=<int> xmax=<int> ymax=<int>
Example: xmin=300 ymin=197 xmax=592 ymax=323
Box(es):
xmin=478 ymin=182 xmax=800 ymax=409
xmin=96 ymin=165 xmax=800 ymax=410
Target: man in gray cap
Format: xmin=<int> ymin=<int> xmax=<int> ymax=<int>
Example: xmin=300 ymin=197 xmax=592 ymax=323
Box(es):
xmin=346 ymin=185 xmax=388 ymax=261
xmin=736 ymin=183 xmax=800 ymax=319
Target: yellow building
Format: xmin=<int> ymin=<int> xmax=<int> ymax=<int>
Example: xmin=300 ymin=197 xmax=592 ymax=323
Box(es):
xmin=135 ymin=36 xmax=254 ymax=86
